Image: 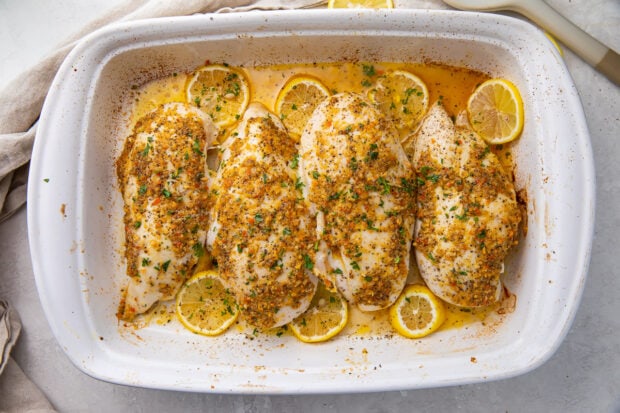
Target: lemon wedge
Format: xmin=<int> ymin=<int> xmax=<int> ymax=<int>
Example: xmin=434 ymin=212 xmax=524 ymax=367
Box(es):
xmin=289 ymin=281 xmax=348 ymax=343
xmin=368 ymin=70 xmax=429 ymax=137
xmin=175 ymin=270 xmax=238 ymax=336
xmin=186 ymin=64 xmax=250 ymax=128
xmin=328 ymin=0 xmax=394 ymax=8
xmin=466 ymin=78 xmax=524 ymax=144
xmin=274 ymin=75 xmax=331 ymax=141
xmin=389 ymin=284 xmax=446 ymax=339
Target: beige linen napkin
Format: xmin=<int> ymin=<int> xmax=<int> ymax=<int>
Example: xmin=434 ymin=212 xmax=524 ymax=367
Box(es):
xmin=0 ymin=301 xmax=20 ymax=375
xmin=1 ymin=300 xmax=55 ymax=412
xmin=0 ymin=299 xmax=55 ymax=412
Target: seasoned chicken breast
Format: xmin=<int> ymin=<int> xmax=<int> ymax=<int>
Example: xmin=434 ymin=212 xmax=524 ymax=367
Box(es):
xmin=409 ymin=104 xmax=521 ymax=307
xmin=206 ymin=103 xmax=317 ymax=329
xmin=299 ymin=93 xmax=416 ymax=311
xmin=117 ymin=103 xmax=217 ymax=320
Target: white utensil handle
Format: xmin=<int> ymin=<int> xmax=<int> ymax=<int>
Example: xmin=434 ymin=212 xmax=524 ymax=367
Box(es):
xmin=514 ymin=0 xmax=619 ymax=85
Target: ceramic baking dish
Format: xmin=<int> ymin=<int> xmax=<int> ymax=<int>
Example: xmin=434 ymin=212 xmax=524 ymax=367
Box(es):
xmin=28 ymin=9 xmax=594 ymax=393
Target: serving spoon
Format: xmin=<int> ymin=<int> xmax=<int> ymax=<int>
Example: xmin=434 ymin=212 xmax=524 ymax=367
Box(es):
xmin=442 ymin=0 xmax=620 ymax=86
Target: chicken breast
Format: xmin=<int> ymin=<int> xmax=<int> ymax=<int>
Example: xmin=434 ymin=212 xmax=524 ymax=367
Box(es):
xmin=409 ymin=104 xmax=521 ymax=307
xmin=299 ymin=93 xmax=416 ymax=311
xmin=206 ymin=103 xmax=317 ymax=329
xmin=116 ymin=103 xmax=217 ymax=320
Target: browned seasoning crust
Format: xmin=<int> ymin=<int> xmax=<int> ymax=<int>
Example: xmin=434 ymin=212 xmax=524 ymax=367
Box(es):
xmin=116 ymin=104 xmax=212 ymax=320
xmin=414 ymin=127 xmax=521 ymax=307
xmin=210 ymin=113 xmax=316 ymax=329
xmin=303 ymin=94 xmax=416 ymax=309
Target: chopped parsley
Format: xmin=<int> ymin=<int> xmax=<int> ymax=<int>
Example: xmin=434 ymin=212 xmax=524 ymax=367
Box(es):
xmin=400 ymin=178 xmax=415 ymax=193
xmin=303 ymin=254 xmax=314 ymax=270
xmin=192 ymin=242 xmax=205 ymax=258
xmin=455 ymin=210 xmax=468 ymax=221
xmin=478 ymin=146 xmax=491 ymax=159
xmin=295 ymin=177 xmax=304 ymax=190
xmin=328 ymin=191 xmax=341 ymax=201
xmin=225 ymin=81 xmax=241 ymax=97
xmin=377 ymin=177 xmax=391 ymax=194
xmin=171 ymin=167 xmax=183 ymax=179
xmin=362 ymin=64 xmax=376 ymax=77
xmin=290 ymin=153 xmax=300 ymax=169
xmin=402 ymin=88 xmax=416 ymax=105
xmin=366 ymin=143 xmax=379 ymax=162
xmin=192 ymin=139 xmax=203 ymax=155
xmin=349 ymin=157 xmax=359 ymax=171
xmin=427 ymin=174 xmax=441 ymax=183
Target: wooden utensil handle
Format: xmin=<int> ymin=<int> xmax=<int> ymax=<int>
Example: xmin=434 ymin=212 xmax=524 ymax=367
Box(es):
xmin=595 ymin=49 xmax=620 ymax=87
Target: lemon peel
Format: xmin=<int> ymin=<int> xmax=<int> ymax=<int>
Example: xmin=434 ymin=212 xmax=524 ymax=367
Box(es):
xmin=467 ymin=78 xmax=524 ymax=144
xmin=176 ymin=270 xmax=238 ymax=336
xmin=389 ymin=284 xmax=446 ymax=339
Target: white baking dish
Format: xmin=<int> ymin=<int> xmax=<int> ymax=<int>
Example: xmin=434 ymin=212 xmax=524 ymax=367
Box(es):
xmin=28 ymin=9 xmax=594 ymax=393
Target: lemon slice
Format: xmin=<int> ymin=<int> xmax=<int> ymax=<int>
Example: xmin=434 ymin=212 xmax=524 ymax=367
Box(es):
xmin=274 ymin=75 xmax=331 ymax=141
xmin=175 ymin=270 xmax=238 ymax=336
xmin=389 ymin=284 xmax=446 ymax=339
xmin=328 ymin=0 xmax=394 ymax=8
xmin=289 ymin=281 xmax=348 ymax=343
xmin=368 ymin=70 xmax=429 ymax=136
xmin=466 ymin=78 xmax=524 ymax=144
xmin=186 ymin=64 xmax=250 ymax=128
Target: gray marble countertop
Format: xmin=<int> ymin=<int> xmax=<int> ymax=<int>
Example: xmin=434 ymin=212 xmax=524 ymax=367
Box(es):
xmin=1 ymin=1 xmax=618 ymax=411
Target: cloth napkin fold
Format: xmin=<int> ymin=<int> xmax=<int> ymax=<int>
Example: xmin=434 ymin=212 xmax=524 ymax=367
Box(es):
xmin=0 ymin=300 xmax=20 ymax=375
xmin=1 ymin=300 xmax=55 ymax=412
